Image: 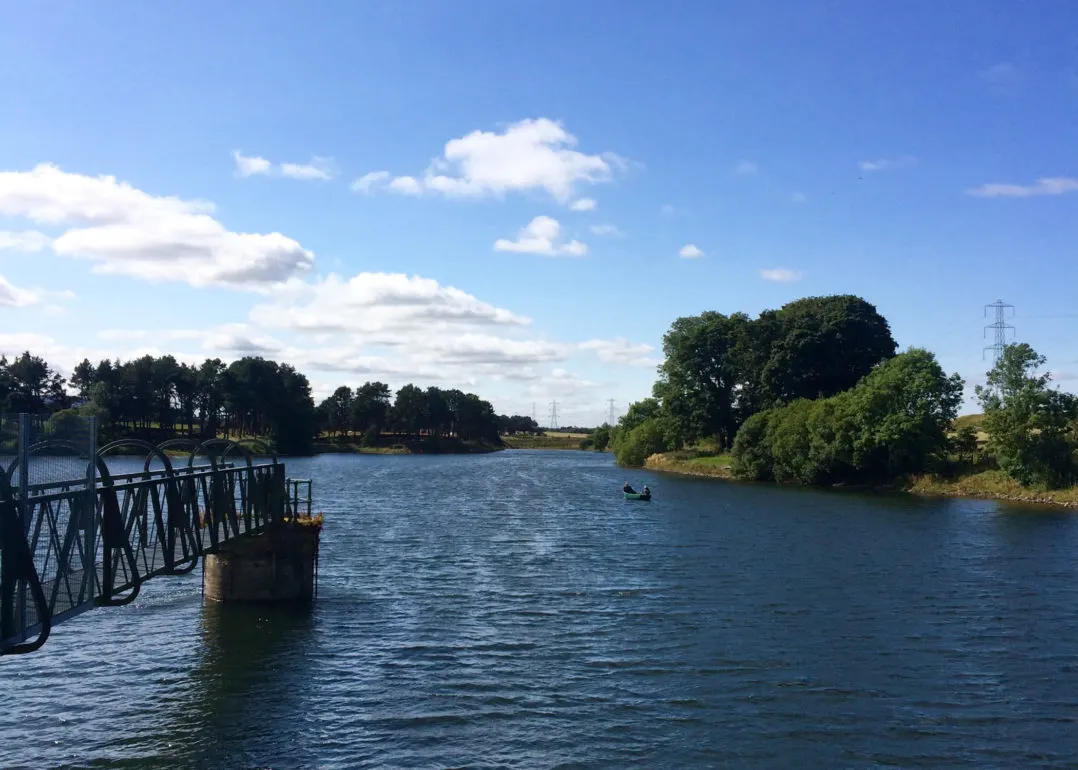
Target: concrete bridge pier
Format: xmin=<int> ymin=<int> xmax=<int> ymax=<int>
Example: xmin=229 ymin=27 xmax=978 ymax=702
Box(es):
xmin=202 ymin=523 xmax=321 ymax=603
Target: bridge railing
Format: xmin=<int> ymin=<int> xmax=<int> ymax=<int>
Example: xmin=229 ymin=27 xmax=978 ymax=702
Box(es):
xmin=0 ymin=414 xmax=296 ymax=656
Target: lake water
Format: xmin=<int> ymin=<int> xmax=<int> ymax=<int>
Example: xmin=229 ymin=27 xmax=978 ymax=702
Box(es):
xmin=3 ymin=450 xmax=1078 ymax=768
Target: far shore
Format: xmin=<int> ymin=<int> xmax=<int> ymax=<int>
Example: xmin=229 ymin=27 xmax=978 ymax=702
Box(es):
xmin=644 ymin=451 xmax=1078 ymax=510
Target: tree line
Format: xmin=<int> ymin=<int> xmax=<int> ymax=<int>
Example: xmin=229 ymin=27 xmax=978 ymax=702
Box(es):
xmin=611 ymin=293 xmax=1078 ymax=491
xmin=0 ymin=351 xmax=537 ymax=455
xmin=314 ymin=383 xmax=535 ymax=446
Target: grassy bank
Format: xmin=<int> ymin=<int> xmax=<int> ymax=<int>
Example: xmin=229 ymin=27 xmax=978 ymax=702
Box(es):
xmin=502 ymin=432 xmax=589 ymax=450
xmin=645 ymin=450 xmax=734 ymax=478
xmin=905 ymin=470 xmax=1078 ymax=507
xmin=645 ymin=451 xmax=1078 ymax=509
xmin=312 ymin=435 xmax=502 ymax=455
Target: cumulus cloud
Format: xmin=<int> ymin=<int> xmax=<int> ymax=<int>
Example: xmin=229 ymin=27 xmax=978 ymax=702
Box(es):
xmin=589 ymin=224 xmax=621 ymax=236
xmin=0 ymin=331 xmax=194 ymax=374
xmin=0 ymin=163 xmax=314 ymax=288
xmin=361 ymin=118 xmax=624 ymax=204
xmin=423 ymin=334 xmax=567 ymax=366
xmin=0 ymin=275 xmax=39 ymax=307
xmin=569 ymin=198 xmax=596 ymax=211
xmin=232 ymin=151 xmax=272 ymax=177
xmin=494 ymin=216 xmax=587 ymax=257
xmin=0 ymin=230 xmax=52 ymax=252
xmin=760 ymin=267 xmax=802 ymax=282
xmin=388 ymin=175 xmax=423 ymax=195
xmin=966 ymin=177 xmax=1078 ymax=198
xmin=238 ymin=270 xmax=588 ymax=383
xmin=249 ymin=272 xmax=529 ymax=338
xmin=679 ymin=243 xmax=704 ymax=259
xmin=579 ymin=337 xmax=659 ymax=367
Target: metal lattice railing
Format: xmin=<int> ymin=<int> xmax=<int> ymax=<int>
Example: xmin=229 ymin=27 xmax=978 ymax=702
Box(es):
xmin=0 ymin=415 xmax=298 ymax=655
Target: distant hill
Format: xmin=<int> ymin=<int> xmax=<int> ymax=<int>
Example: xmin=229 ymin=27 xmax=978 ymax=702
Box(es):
xmin=954 ymin=413 xmax=985 ymax=429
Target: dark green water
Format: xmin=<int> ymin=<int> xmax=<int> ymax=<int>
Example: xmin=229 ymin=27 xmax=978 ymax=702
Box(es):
xmin=3 ymin=450 xmax=1078 ymax=768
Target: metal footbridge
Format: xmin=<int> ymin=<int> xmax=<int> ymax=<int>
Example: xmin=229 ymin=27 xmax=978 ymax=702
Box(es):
xmin=0 ymin=414 xmax=310 ymax=656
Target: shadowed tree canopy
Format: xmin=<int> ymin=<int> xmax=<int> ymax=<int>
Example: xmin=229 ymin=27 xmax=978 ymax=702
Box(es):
xmin=731 ymin=348 xmax=963 ymax=485
xmin=648 ymin=294 xmax=898 ymax=449
xmin=760 ymin=295 xmax=898 ymax=404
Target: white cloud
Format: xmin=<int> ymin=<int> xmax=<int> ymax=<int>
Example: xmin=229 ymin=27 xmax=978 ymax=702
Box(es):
xmin=494 ymin=216 xmax=587 ymax=257
xmin=589 ymin=224 xmax=621 ymax=236
xmin=0 ymin=163 xmax=314 ymax=288
xmin=0 ymin=331 xmax=202 ymax=374
xmin=791 ymin=192 xmax=807 ymax=203
xmin=579 ymin=338 xmax=659 ymax=367
xmin=0 ymin=230 xmax=52 ymax=252
xmin=280 ymin=157 xmax=335 ymax=181
xmin=233 ymin=151 xmax=335 ymax=181
xmin=250 ymin=272 xmax=529 ymax=337
xmin=679 ymin=243 xmax=704 ymax=259
xmin=966 ymin=177 xmax=1078 ymax=198
xmin=569 ymin=198 xmax=596 ymax=211
xmin=378 ymin=118 xmax=624 ymax=204
xmin=232 ymin=151 xmax=272 ymax=177
xmin=0 ymin=275 xmax=39 ymax=307
xmin=734 ymin=160 xmax=758 ymax=175
xmin=760 ymin=267 xmax=802 ymax=282
xmin=388 ymin=176 xmax=423 ymax=195
xmin=859 ymin=155 xmax=916 ymax=172
xmin=351 ymin=171 xmax=390 ymax=193
xmin=424 ymin=334 xmax=567 ymax=365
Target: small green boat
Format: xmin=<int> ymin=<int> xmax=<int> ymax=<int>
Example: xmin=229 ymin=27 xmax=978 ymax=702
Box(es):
xmin=624 ymin=491 xmax=652 ymax=501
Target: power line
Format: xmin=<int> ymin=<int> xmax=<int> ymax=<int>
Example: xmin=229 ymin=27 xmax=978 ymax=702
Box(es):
xmin=548 ymin=400 xmax=559 ymax=431
xmin=983 ymin=298 xmax=1015 ymax=362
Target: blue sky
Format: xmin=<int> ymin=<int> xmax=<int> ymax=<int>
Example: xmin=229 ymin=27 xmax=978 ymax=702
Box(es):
xmin=1 ymin=1 xmax=1076 ymax=423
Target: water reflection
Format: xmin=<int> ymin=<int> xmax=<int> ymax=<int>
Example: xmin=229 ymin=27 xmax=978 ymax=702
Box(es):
xmin=153 ymin=602 xmax=316 ymax=769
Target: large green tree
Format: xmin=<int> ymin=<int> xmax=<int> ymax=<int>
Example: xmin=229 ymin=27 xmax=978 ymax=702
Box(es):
xmin=731 ymin=348 xmax=962 ymax=485
xmin=976 ymin=343 xmax=1078 ymax=488
xmin=1 ymin=352 xmax=68 ymax=413
xmin=760 ymin=295 xmax=897 ymax=405
xmin=650 ymin=295 xmax=897 ymax=452
xmin=653 ymin=311 xmax=748 ymax=448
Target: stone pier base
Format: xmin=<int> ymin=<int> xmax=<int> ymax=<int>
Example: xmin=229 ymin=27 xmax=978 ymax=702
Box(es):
xmin=202 ymin=524 xmax=321 ymax=603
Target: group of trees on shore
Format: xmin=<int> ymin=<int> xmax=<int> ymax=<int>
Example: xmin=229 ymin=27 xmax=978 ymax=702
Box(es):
xmin=610 ymin=293 xmax=1078 ymax=490
xmin=314 ymin=383 xmax=524 ymax=446
xmin=0 ymin=351 xmax=539 ymax=455
xmin=0 ymin=352 xmax=321 ymax=453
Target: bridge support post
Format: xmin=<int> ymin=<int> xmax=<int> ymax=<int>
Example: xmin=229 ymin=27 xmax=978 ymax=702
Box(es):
xmin=202 ymin=522 xmax=320 ymax=603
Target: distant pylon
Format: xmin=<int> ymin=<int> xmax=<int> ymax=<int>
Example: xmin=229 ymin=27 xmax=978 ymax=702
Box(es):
xmin=606 ymin=399 xmax=616 ymax=426
xmin=983 ymin=299 xmax=1015 ymax=361
xmin=549 ymin=400 xmax=559 ymax=430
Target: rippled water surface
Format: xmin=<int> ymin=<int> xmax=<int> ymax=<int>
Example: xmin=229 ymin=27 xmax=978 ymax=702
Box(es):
xmin=4 ymin=450 xmax=1078 ymax=768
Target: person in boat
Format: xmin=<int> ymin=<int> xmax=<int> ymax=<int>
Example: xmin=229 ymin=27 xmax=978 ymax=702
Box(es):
xmin=642 ymin=485 xmax=650 ymax=497
xmin=622 ymin=481 xmax=636 ymax=494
